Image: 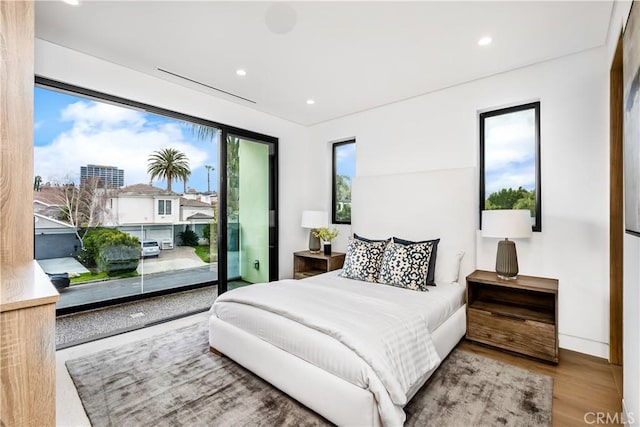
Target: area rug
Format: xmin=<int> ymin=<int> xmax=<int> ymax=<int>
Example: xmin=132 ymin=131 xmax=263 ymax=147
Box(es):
xmin=66 ymin=321 xmax=553 ymax=427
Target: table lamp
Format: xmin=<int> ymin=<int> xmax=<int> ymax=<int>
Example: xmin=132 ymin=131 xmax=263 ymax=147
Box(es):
xmin=301 ymin=210 xmax=327 ymax=253
xmin=482 ymin=209 xmax=533 ymax=280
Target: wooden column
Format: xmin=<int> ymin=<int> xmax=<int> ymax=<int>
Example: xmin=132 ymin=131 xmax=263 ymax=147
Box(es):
xmin=609 ymin=34 xmax=624 ymax=366
xmin=1 ymin=2 xmax=59 ymax=426
xmin=1 ymin=0 xmax=35 ymax=264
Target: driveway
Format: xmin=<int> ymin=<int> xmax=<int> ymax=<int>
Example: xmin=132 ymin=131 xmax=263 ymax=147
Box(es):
xmin=37 ymin=257 xmax=90 ymax=275
xmin=137 ymin=246 xmax=207 ymax=275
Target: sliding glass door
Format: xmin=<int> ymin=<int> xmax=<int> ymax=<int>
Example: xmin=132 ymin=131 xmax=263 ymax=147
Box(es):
xmin=35 ymin=77 xmax=278 ymax=314
xmin=219 ymin=133 xmax=278 ymax=293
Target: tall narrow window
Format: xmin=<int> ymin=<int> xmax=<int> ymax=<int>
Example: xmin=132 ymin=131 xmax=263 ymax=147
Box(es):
xmin=480 ymin=102 xmax=541 ymax=231
xmin=332 ymin=140 xmax=355 ymax=224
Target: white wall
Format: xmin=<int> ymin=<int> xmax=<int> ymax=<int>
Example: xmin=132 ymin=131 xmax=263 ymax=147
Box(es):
xmin=310 ymin=47 xmax=610 ymax=357
xmin=35 ymin=39 xmax=318 ymax=279
xmin=607 ymin=0 xmax=639 ymax=423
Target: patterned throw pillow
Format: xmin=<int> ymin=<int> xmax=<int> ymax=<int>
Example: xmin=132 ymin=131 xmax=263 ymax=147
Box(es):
xmin=377 ymin=241 xmax=434 ymax=291
xmin=393 ymin=237 xmax=440 ymax=286
xmin=340 ymin=238 xmax=388 ymax=282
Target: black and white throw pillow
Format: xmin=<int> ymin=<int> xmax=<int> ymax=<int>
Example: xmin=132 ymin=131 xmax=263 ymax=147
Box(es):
xmin=393 ymin=237 xmax=440 ymax=285
xmin=377 ymin=240 xmax=434 ymax=291
xmin=340 ymin=238 xmax=388 ymax=282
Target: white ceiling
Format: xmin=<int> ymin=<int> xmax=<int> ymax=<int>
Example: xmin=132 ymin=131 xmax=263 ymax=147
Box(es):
xmin=35 ymin=1 xmax=613 ymax=126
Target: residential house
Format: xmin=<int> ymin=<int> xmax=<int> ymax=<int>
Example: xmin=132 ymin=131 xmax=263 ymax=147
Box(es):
xmin=104 ymin=183 xmax=181 ymax=247
xmin=180 ymin=197 xmax=215 ymax=243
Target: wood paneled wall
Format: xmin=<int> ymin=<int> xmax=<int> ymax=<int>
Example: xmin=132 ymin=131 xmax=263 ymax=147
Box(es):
xmin=0 ymin=0 xmax=35 ymax=265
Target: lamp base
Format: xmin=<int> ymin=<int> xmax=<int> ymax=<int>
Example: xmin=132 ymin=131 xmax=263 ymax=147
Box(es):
xmin=308 ymin=231 xmax=321 ymax=253
xmin=495 ymin=239 xmax=519 ymax=280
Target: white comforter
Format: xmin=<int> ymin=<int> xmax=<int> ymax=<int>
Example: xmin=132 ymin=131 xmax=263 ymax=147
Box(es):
xmin=212 ymin=278 xmax=442 ymax=426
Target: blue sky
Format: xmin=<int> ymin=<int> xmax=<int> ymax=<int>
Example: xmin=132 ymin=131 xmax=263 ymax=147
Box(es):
xmin=336 ymin=142 xmax=356 ymax=179
xmin=34 ymin=86 xmax=219 ymax=192
xmin=484 ymin=109 xmax=536 ymax=196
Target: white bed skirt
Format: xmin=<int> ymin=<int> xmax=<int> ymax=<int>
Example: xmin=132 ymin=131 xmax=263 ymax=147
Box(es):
xmin=209 ymin=304 xmax=466 ymax=426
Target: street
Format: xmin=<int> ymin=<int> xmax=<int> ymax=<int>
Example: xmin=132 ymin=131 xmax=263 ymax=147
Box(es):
xmin=57 ymin=264 xmax=218 ymax=309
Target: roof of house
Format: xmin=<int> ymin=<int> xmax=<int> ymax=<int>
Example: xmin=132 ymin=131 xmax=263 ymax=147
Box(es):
xmin=33 ymin=186 xmax=63 ymax=205
xmin=33 ymin=213 xmax=74 ymax=228
xmin=118 ymin=183 xmax=176 ymax=196
xmin=186 ymin=213 xmax=215 ymax=220
xmin=180 ymin=197 xmax=213 ymax=208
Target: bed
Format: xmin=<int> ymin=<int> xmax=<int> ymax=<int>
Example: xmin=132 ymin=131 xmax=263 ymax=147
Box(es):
xmin=209 ymin=168 xmax=476 ymax=426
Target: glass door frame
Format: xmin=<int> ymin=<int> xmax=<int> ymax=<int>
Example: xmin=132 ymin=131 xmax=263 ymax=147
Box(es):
xmin=217 ymin=128 xmax=279 ymax=295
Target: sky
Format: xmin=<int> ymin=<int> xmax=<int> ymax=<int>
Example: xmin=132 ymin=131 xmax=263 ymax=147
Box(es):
xmin=34 ymin=86 xmax=219 ymax=193
xmin=336 ymin=141 xmax=356 ymax=179
xmin=484 ymin=108 xmax=536 ymax=196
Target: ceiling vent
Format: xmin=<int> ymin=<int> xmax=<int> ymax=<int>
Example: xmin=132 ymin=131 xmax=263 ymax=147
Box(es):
xmin=157 ymin=68 xmax=256 ymax=104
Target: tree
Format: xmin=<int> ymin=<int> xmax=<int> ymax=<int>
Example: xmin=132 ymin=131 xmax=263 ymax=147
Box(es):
xmin=188 ymin=125 xmax=240 ymax=221
xmin=513 ymin=190 xmax=536 ymax=216
xmin=485 ymin=186 xmax=536 ymax=216
xmin=34 ymin=175 xmax=42 ymax=191
xmin=226 ymin=136 xmax=240 ymax=221
xmin=486 ymin=187 xmax=530 ymax=210
xmin=147 ymin=148 xmax=191 ymax=192
xmin=54 ymin=176 xmax=109 ymax=250
xmin=335 ymin=174 xmax=352 ymax=222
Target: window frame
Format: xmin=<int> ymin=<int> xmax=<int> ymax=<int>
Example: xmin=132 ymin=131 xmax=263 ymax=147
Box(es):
xmin=479 ymin=101 xmax=541 ymax=232
xmin=332 ymin=139 xmax=355 ymax=225
xmin=157 ymin=199 xmax=172 ymax=215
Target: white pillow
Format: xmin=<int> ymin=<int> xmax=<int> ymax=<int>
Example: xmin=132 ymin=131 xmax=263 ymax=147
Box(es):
xmin=434 ymin=249 xmax=465 ymax=283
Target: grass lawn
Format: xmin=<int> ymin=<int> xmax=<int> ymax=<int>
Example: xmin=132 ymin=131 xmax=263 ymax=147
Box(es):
xmin=194 ymin=245 xmax=211 ymax=263
xmin=70 ymin=270 xmax=139 ymax=285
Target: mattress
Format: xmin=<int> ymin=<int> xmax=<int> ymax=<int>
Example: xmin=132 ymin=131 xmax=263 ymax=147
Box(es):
xmin=212 ymin=270 xmax=465 ymax=394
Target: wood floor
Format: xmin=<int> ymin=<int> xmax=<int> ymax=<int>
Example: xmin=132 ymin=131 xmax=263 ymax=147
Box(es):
xmin=459 ymin=340 xmax=622 ymax=426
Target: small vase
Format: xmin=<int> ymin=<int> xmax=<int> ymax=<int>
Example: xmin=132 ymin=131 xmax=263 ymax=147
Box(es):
xmin=323 ymin=243 xmax=332 ymax=256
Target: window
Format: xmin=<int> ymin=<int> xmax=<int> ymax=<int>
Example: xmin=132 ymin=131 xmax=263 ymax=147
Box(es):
xmin=332 ymin=140 xmax=355 ymax=224
xmin=480 ymin=102 xmax=541 ymax=231
xmin=158 ymin=200 xmax=172 ymax=215
xmin=34 ymin=77 xmax=278 ymax=317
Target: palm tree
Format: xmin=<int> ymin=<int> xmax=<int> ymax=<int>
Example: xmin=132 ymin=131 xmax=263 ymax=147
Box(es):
xmin=147 ymin=148 xmax=191 ymax=192
xmin=204 ymin=165 xmax=214 ymax=193
xmin=34 ymin=175 xmax=42 ymax=191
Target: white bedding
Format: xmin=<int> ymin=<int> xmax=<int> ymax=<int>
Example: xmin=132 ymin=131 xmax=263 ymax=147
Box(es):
xmin=211 ymin=271 xmax=465 ymax=426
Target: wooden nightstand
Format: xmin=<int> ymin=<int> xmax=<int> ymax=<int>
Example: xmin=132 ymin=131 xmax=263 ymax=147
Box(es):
xmin=466 ymin=270 xmax=559 ymax=363
xmin=293 ymin=251 xmax=346 ymax=279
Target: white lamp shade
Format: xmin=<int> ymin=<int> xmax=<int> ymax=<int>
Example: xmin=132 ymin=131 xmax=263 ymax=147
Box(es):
xmin=301 ymin=210 xmax=327 ymax=229
xmin=482 ymin=209 xmax=533 ymax=239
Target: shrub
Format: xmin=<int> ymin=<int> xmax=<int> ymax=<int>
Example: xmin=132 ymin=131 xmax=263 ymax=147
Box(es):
xmin=98 ymin=244 xmax=140 ymax=275
xmin=80 ymin=228 xmax=140 ymax=273
xmin=202 ymin=221 xmax=216 ymax=241
xmin=179 ymin=229 xmax=200 ymax=247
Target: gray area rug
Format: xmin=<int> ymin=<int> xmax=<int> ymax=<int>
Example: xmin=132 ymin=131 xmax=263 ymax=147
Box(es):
xmin=66 ymin=321 xmax=553 ymax=427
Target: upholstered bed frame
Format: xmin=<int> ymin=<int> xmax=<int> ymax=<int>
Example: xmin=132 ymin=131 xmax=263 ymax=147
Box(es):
xmin=209 ymin=167 xmax=477 ymax=425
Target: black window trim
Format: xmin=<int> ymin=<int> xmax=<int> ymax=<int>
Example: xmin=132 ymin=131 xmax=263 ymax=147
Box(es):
xmin=479 ymin=101 xmax=541 ymax=232
xmin=332 ymin=139 xmax=355 ymax=225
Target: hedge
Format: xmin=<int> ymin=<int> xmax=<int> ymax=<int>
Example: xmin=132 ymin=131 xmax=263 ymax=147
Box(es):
xmin=80 ymin=228 xmax=140 ymax=273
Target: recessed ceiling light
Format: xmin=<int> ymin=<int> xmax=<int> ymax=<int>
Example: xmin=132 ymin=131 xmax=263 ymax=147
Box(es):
xmin=306 ymin=99 xmax=315 ymax=105
xmin=478 ymin=36 xmax=492 ymax=46
xmin=62 ymin=0 xmax=80 ymax=5
xmin=236 ymin=69 xmax=247 ymax=77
